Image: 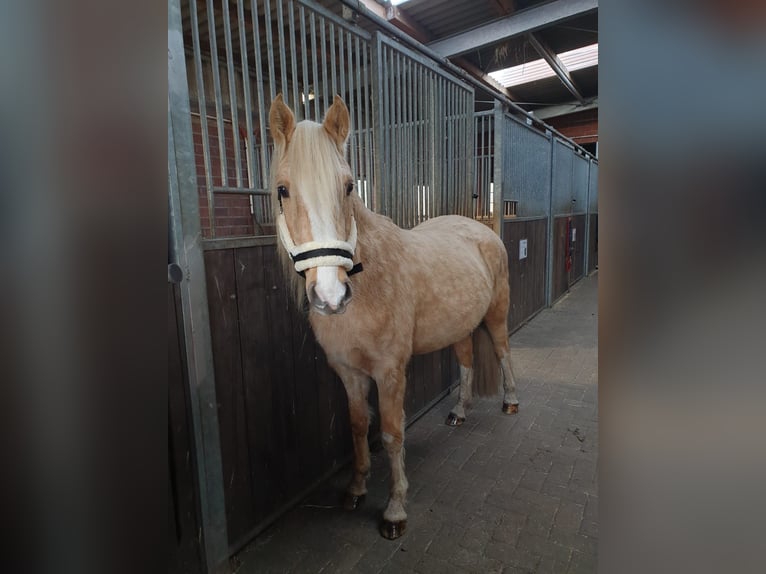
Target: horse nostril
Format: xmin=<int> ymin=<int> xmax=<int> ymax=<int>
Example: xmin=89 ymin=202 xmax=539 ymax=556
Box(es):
xmin=307 ymin=282 xmax=320 ymax=306
xmin=341 ymin=282 xmax=352 ymax=305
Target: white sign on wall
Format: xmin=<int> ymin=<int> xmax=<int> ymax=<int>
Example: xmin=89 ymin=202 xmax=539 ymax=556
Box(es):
xmin=519 ymin=239 xmax=528 ymax=260
xmin=571 ymin=228 xmax=577 ymax=242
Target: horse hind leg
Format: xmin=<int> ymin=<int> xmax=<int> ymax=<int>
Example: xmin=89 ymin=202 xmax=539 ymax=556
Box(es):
xmin=446 ymin=336 xmax=473 ymax=426
xmin=484 ymin=300 xmax=520 ymax=414
xmin=335 ymin=365 xmax=372 ymax=510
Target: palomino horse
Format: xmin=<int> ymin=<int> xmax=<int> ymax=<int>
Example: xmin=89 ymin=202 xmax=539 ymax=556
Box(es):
xmin=269 ymin=94 xmax=519 ymax=539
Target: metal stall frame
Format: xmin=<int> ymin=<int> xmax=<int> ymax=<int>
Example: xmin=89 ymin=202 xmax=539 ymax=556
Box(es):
xmin=372 ymin=31 xmax=475 ymax=228
xmin=169 ymin=0 xmax=229 ymax=572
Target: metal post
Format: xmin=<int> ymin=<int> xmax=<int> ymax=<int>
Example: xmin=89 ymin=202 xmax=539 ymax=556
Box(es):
xmin=584 ymin=159 xmax=592 ymax=274
xmin=168 ymin=0 xmax=229 ymax=572
xmin=545 ymin=134 xmax=555 ymax=307
xmin=492 ymin=101 xmax=503 ymax=239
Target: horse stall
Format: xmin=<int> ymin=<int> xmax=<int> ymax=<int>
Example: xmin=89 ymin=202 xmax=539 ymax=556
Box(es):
xmin=550 ymin=138 xmax=592 ymax=303
xmin=169 ymin=0 xmax=597 ymax=571
xmin=587 ymin=159 xmax=599 ymax=273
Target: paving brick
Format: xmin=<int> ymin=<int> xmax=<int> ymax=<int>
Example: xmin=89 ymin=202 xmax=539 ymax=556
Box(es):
xmin=484 ymin=540 xmax=541 ymax=571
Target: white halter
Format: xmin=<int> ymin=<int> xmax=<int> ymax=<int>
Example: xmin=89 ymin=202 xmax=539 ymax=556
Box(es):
xmin=277 ymin=213 xmax=359 ymax=275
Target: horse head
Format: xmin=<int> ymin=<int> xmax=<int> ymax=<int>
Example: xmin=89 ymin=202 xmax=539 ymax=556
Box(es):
xmin=269 ymin=94 xmax=358 ymax=315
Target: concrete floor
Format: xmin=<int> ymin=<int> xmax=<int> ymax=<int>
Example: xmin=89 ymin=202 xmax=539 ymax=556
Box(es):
xmin=235 ymin=274 xmax=598 ymax=574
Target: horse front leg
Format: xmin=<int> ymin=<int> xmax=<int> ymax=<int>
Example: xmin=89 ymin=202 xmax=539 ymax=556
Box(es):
xmin=376 ymin=366 xmax=408 ymax=539
xmin=335 ymin=365 xmax=371 ymax=510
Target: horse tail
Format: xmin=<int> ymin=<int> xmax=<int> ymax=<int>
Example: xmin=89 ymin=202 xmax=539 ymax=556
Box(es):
xmin=472 ymin=323 xmax=501 ymax=397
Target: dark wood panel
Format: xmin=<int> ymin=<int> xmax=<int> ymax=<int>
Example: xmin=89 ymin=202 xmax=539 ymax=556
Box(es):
xmin=168 ymin=284 xmax=204 ymax=574
xmin=588 ymin=214 xmax=598 ymax=273
xmin=503 ymin=218 xmax=548 ymax=333
xmin=203 ymin=250 xmax=254 ymax=544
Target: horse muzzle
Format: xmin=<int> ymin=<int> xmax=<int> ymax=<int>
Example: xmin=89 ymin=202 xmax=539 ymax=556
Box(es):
xmin=308 ymin=279 xmax=353 ymax=315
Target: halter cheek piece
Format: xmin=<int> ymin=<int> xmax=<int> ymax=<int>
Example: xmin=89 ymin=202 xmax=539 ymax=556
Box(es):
xmin=276 ymin=210 xmax=364 ymax=278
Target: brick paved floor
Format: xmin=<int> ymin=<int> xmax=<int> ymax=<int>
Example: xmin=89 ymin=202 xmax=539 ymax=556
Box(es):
xmin=235 ymin=274 xmax=598 ymax=574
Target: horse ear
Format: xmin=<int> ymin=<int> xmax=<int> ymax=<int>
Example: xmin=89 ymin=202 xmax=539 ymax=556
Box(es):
xmin=323 ymin=95 xmax=350 ymax=150
xmin=269 ymin=93 xmax=295 ymax=147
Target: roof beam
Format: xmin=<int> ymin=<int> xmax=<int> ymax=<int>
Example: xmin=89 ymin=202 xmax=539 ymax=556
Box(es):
xmin=525 ymin=33 xmax=585 ymax=104
xmin=428 ymin=0 xmax=598 ymax=58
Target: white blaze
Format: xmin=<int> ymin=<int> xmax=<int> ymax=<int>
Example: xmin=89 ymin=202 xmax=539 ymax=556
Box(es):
xmin=315 ymin=265 xmax=346 ymax=308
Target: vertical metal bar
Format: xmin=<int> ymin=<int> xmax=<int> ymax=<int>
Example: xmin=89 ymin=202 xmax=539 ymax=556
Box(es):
xmin=320 ymin=18 xmax=329 ymax=110
xmin=222 ymin=0 xmax=242 ymax=189
xmin=237 ymin=0 xmax=255 ymax=191
xmin=545 ymin=134 xmax=555 ymax=306
xmin=354 ymin=36 xmax=364 ymax=201
xmin=583 ymin=158 xmax=592 ymax=273
xmin=205 ymin=0 xmax=227 ymax=208
xmin=310 ymin=12 xmax=320 ymax=120
xmin=346 ymin=34 xmax=358 ymax=180
xmin=416 ymin=62 xmax=423 ymax=223
xmin=299 ymin=5 xmax=310 ymax=119
xmin=338 ymin=25 xmax=346 ymax=99
xmin=329 ymin=22 xmax=337 ymax=98
xmin=492 ymin=101 xmax=503 ymax=238
xmin=250 ymin=0 xmax=269 ymax=198
xmin=189 ymin=0 xmax=214 ymax=237
xmin=372 ymin=35 xmax=383 ymax=213
xmin=276 ymin=0 xmax=288 ymax=99
xmin=394 ymin=51 xmax=402 ymax=225
xmin=264 ymin=0 xmax=277 ymax=100
xmin=288 ymin=0 xmax=300 ymax=114
xmin=168 ymin=2 xmax=229 ymax=572
xmin=363 ymin=41 xmax=371 ymax=205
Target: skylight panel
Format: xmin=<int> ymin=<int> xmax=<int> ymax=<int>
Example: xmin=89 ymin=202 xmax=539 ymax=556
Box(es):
xmin=488 ymin=43 xmax=598 ymax=88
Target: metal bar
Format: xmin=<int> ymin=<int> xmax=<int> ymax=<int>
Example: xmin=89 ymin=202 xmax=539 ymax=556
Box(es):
xmin=237 ymin=0 xmax=255 ymax=191
xmin=205 ymin=0 xmax=227 ymax=223
xmin=338 ymin=24 xmax=346 ymax=100
xmin=337 ymin=0 xmax=596 ymax=160
xmin=320 ymin=18 xmax=329 ymax=111
xmin=212 ymin=186 xmax=270 ymax=195
xmin=295 ymin=0 xmax=372 ymax=40
xmin=310 ymin=13 xmax=320 ymax=120
xmin=251 ymin=0 xmax=269 ymax=197
xmin=492 ymin=101 xmax=504 ymax=238
xmin=221 ymin=0 xmax=242 ymax=188
xmin=353 ymin=35 xmax=364 ymax=198
xmin=362 ymin=40 xmax=372 ymax=205
xmin=203 ymin=235 xmax=279 ymax=251
xmin=371 ymin=32 xmax=384 ymax=213
xmin=427 ymin=0 xmax=598 ymax=58
xmin=329 ymin=22 xmax=337 ymax=98
xmin=288 ymin=0 xmax=300 ymax=114
xmin=299 ymin=5 xmax=310 ymax=119
xmin=394 ymin=50 xmax=402 ymax=224
xmin=346 ymin=31 xmax=357 ymax=179
xmin=264 ymin=0 xmax=277 ymax=100
xmin=189 ymin=0 xmax=215 ymax=237
xmin=525 ymin=32 xmax=585 ymax=104
xmin=276 ymin=0 xmax=289 ymax=99
xmin=168 ymin=2 xmax=229 ymax=572
xmin=583 ymin=158 xmax=591 ymax=273
xmin=546 ymin=133 xmax=555 ymax=306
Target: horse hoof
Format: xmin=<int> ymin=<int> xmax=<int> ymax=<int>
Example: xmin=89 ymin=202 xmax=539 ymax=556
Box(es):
xmin=379 ymin=519 xmax=407 ymax=539
xmin=445 ymin=413 xmax=465 ymax=426
xmin=502 ymin=402 xmax=519 ymax=414
xmin=343 ymin=493 xmax=365 ymax=511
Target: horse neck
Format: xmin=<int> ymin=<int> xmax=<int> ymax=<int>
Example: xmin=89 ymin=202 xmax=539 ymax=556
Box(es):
xmin=351 ymin=198 xmax=405 ymax=285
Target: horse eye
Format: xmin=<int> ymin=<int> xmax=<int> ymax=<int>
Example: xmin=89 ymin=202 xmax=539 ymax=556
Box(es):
xmin=345 ymin=182 xmax=354 ymax=196
xmin=277 ymin=185 xmax=289 ymax=199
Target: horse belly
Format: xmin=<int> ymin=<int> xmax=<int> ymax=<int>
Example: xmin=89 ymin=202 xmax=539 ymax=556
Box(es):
xmin=411 ymin=287 xmax=493 ymax=355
